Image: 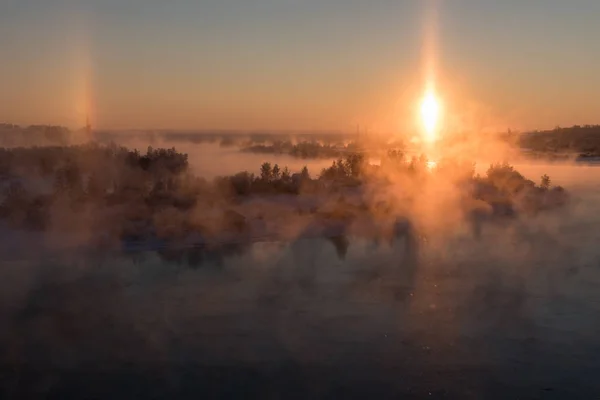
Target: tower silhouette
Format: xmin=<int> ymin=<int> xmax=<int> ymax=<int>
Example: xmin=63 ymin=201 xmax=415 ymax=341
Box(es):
xmin=85 ymin=116 xmax=92 ymax=136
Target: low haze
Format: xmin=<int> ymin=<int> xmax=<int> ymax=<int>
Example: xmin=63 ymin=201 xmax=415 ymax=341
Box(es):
xmin=2 ymin=1 xmax=600 ymax=399
xmin=1 ymin=0 xmax=599 ymax=131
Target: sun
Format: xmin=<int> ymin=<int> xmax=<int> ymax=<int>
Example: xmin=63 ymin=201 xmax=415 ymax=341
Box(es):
xmin=420 ymin=90 xmax=441 ymax=143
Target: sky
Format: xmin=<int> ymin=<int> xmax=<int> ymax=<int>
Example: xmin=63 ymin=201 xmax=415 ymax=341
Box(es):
xmin=0 ymin=0 xmax=599 ymax=132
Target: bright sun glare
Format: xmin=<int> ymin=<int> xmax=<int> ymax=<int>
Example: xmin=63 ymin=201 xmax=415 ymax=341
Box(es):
xmin=420 ymin=91 xmax=440 ymax=143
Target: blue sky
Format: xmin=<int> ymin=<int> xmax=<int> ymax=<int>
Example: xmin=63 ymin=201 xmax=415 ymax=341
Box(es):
xmin=1 ymin=0 xmax=599 ymax=131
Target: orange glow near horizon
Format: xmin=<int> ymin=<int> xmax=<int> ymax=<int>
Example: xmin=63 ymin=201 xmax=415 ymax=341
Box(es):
xmin=416 ymin=1 xmax=443 ymax=144
xmin=71 ymin=14 xmax=95 ymax=129
xmin=420 ymin=89 xmax=441 ymax=143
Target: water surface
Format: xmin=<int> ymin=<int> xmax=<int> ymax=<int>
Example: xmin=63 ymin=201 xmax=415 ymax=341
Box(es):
xmin=2 ymin=149 xmax=600 ymax=398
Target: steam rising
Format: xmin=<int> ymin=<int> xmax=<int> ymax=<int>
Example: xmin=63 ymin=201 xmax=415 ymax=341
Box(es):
xmin=0 ymin=126 xmax=599 ymax=397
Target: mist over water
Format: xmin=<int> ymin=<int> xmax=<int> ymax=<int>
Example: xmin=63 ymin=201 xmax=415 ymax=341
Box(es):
xmin=186 ymin=143 xmax=337 ymax=180
xmin=129 ymin=140 xmax=600 ymax=186
xmin=2 ymin=138 xmax=600 ymax=398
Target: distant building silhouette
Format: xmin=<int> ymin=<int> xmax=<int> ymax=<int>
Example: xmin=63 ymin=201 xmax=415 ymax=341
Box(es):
xmin=85 ymin=116 xmax=92 ymax=136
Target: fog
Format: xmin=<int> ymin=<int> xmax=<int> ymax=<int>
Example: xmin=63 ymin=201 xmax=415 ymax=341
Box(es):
xmin=1 ymin=136 xmax=600 ymax=398
xmin=185 ymin=143 xmax=337 ymax=180
xmin=116 ymin=138 xmax=600 ymax=184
